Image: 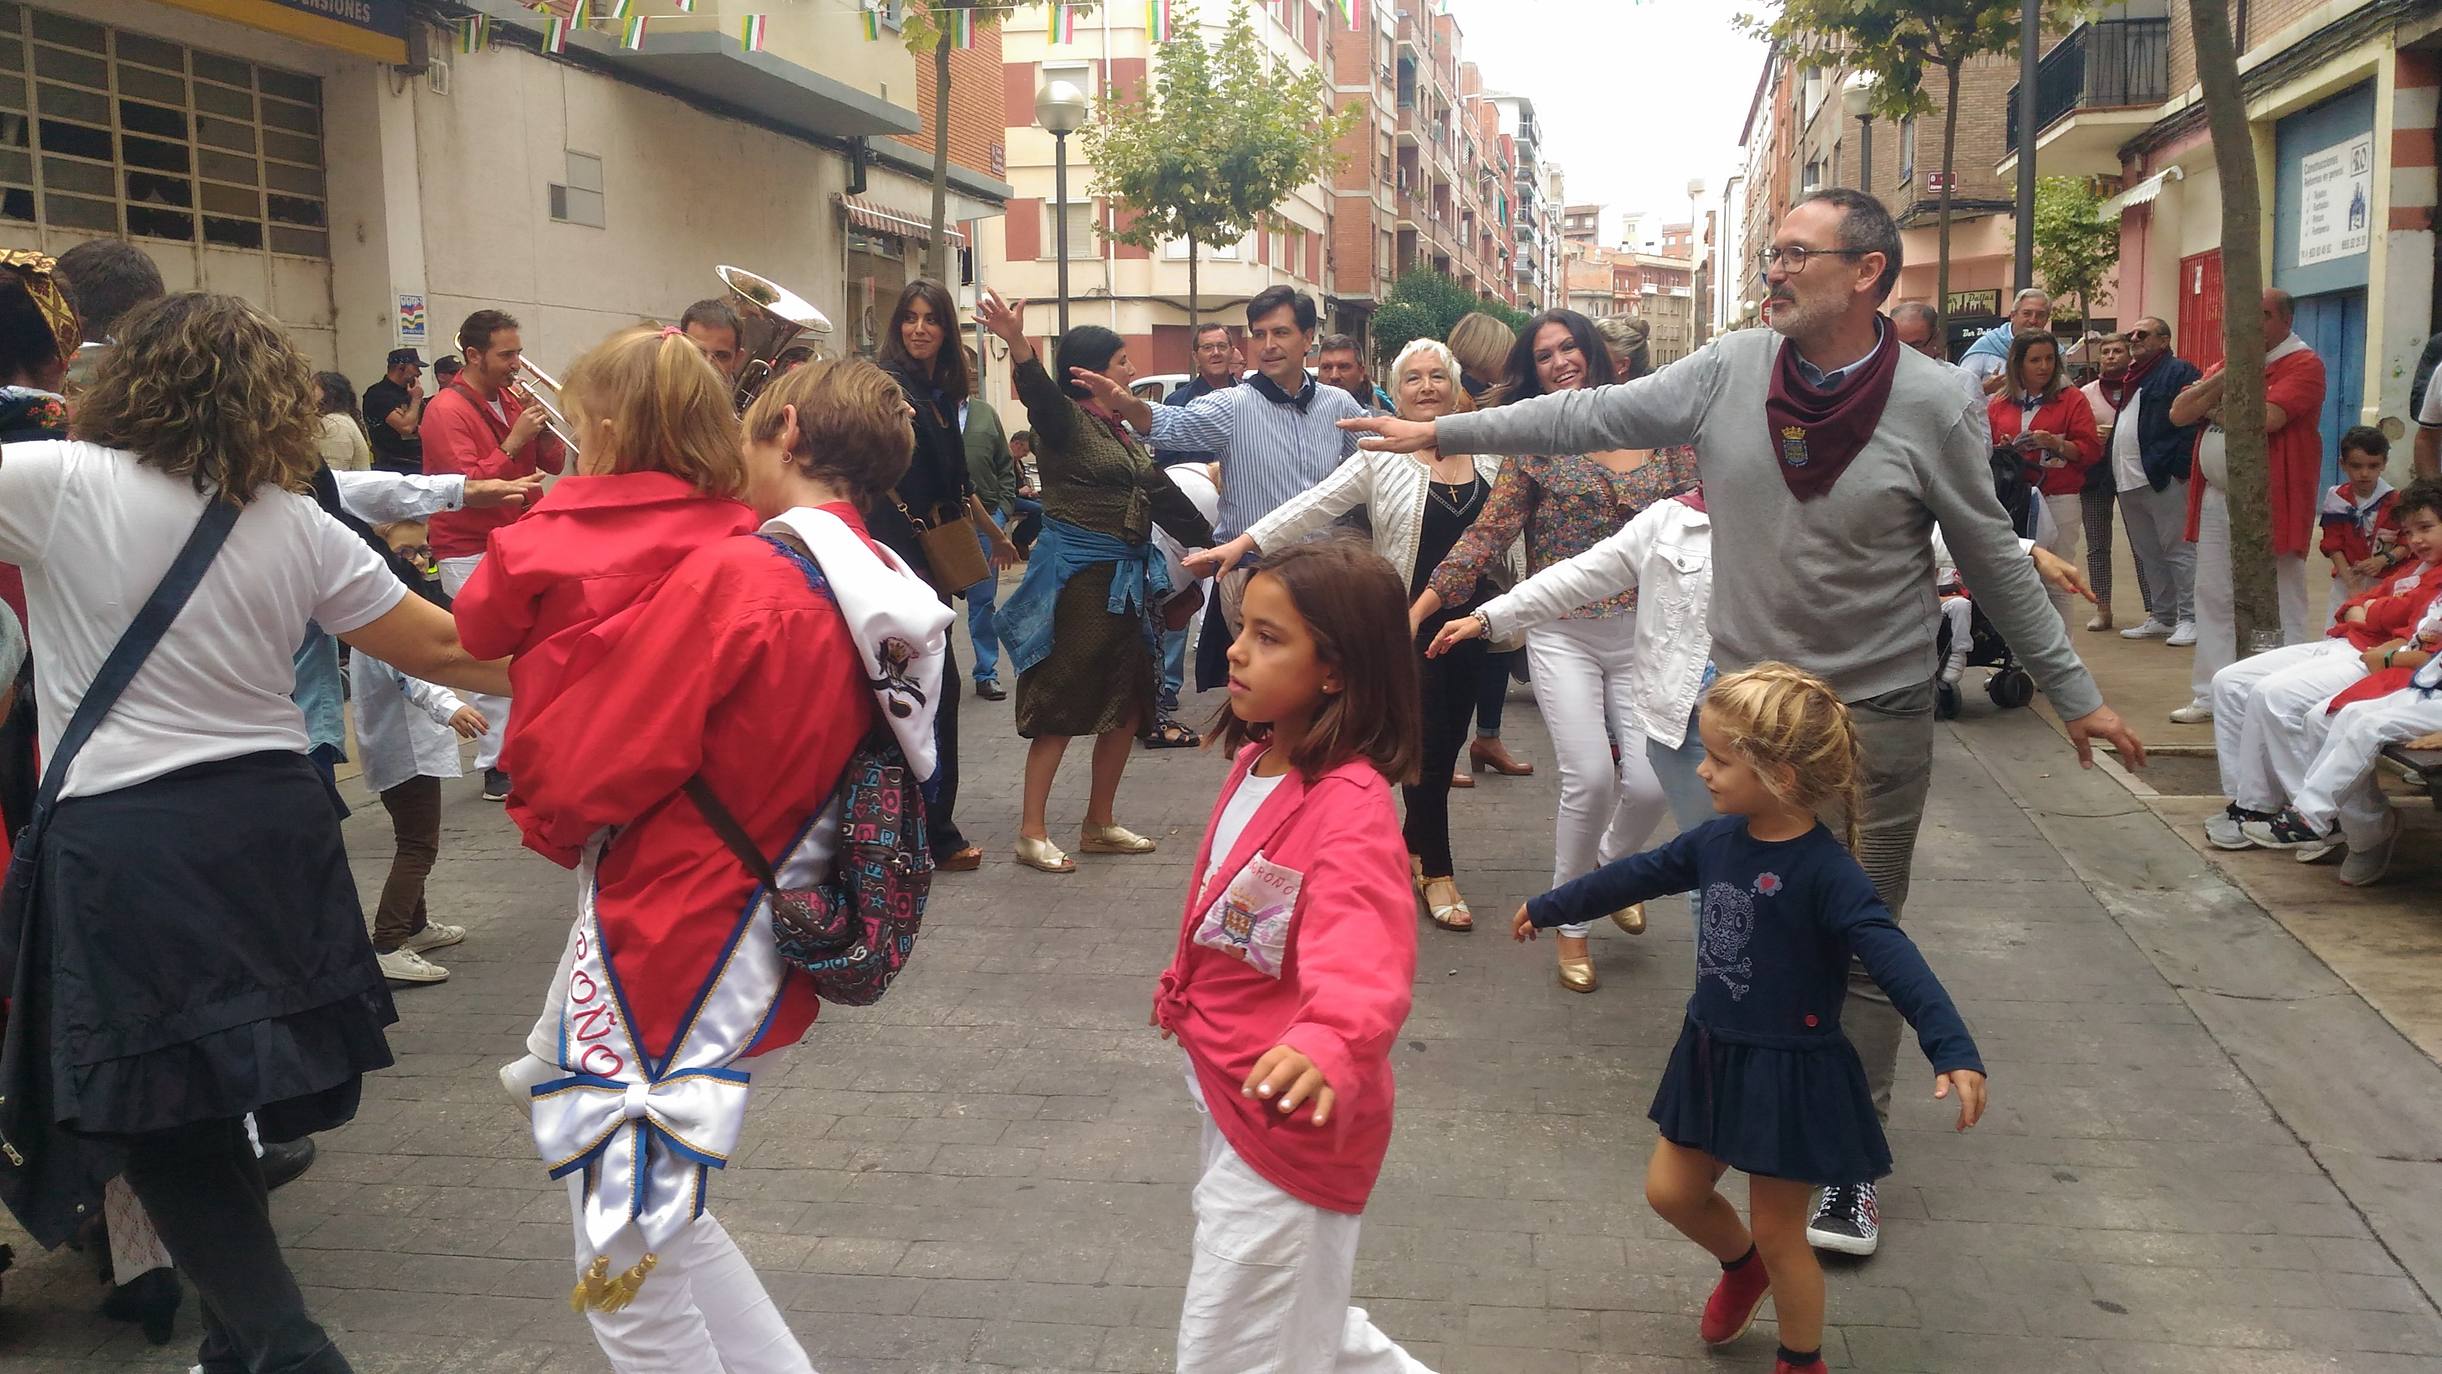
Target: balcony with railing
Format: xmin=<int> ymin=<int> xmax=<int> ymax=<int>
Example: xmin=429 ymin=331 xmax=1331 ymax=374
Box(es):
xmin=2000 ymin=16 xmax=2170 ymax=176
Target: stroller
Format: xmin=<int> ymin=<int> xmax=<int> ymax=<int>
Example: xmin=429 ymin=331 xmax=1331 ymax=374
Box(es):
xmin=1933 ymin=446 xmax=2042 ymax=720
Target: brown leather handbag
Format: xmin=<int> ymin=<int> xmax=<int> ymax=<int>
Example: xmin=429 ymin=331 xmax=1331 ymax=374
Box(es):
xmin=895 ymin=499 xmax=990 ymax=593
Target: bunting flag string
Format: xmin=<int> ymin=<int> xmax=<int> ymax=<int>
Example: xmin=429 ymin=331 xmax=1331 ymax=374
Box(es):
xmin=544 ymin=15 xmax=571 ymax=51
xmin=861 ymin=2 xmax=884 ymax=40
xmin=738 ymin=13 xmax=768 ymax=50
xmin=456 ymin=14 xmax=491 ymax=52
xmin=621 ymin=14 xmax=651 ymax=46
xmin=948 ymin=6 xmax=975 ymax=48
xmin=671 ymin=0 xmax=696 ymax=11
xmin=607 ymin=0 xmax=635 ymax=21
xmin=1146 ymin=0 xmax=1172 ymax=42
xmin=1052 ymin=2 xmax=1078 ymax=43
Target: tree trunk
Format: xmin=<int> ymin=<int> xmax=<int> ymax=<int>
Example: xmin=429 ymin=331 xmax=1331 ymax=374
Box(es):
xmin=924 ymin=25 xmax=954 ymax=284
xmin=2186 ymin=0 xmax=2277 ymax=656
xmin=1188 ymin=239 xmax=1201 ymax=336
xmin=1935 ymin=60 xmax=1961 ymax=345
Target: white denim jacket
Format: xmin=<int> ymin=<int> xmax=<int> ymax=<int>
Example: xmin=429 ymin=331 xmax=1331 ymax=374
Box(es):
xmin=1243 ymin=449 xmax=1517 ymax=589
xmin=1477 ymin=495 xmax=1711 ymax=749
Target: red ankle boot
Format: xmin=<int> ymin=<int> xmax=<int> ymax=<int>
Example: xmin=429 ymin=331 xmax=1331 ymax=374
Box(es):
xmin=1774 ymin=1348 xmax=1829 ymax=1373
xmin=1700 ymin=1247 xmax=1771 ymax=1345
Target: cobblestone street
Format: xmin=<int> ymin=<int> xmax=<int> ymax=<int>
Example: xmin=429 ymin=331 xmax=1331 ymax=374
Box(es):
xmin=2 ymin=682 xmax=2438 ymax=1374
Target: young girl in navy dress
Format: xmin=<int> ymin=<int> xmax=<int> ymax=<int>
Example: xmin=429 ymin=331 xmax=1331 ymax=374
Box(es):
xmin=1510 ymin=663 xmax=1989 ymax=1374
xmin=1152 ymin=537 xmax=1439 ymax=1373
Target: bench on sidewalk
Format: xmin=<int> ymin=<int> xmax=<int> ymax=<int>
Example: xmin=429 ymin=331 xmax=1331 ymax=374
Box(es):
xmin=2381 ymin=745 xmax=2442 ymax=808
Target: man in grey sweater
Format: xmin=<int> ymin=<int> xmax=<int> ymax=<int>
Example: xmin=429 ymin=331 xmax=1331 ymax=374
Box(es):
xmin=1345 ymin=188 xmax=2145 ymax=1261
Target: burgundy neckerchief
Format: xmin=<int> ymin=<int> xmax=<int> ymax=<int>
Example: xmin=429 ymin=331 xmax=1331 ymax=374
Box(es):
xmin=1675 ymin=482 xmax=1706 ymax=513
xmin=2099 ymin=351 xmax=2160 ymax=412
xmin=1077 ymin=395 xmax=1135 ymax=449
xmin=1762 ymin=324 xmax=1902 ymax=502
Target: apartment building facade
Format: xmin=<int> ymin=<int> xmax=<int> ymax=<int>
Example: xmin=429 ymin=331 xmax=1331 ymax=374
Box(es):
xmin=1489 ymin=93 xmax=1558 ymax=309
xmin=2009 ymin=0 xmax=2442 ymax=485
xmin=18 ymin=0 xmax=1008 ymax=377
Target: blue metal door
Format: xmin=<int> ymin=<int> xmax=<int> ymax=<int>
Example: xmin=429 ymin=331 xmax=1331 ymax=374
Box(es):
xmin=2291 ymin=288 xmax=2365 ymax=486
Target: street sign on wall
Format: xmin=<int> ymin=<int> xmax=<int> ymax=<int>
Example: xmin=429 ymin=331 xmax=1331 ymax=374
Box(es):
xmin=1946 ymin=289 xmax=2000 ymax=317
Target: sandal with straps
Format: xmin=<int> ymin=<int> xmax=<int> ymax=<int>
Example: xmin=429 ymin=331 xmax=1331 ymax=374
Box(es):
xmin=1422 ymin=876 xmax=1473 ymax=932
xmin=1015 ymin=836 xmax=1075 ymax=873
xmin=1142 ymin=715 xmax=1201 ymax=749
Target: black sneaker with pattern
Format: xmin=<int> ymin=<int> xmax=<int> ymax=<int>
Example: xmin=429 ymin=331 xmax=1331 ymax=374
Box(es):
xmin=1805 ymin=1180 xmax=1880 ymax=1256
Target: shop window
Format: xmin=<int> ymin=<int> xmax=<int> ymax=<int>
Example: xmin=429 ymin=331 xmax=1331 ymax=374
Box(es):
xmin=549 ymin=150 xmax=605 ymax=228
xmin=0 ymin=1 xmax=324 ymax=255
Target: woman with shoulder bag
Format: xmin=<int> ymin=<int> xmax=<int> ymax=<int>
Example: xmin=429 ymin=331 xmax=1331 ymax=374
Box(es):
xmin=974 ymin=291 xmax=1214 ymax=874
xmin=498 ymin=358 xmax=949 ymax=1373
xmin=874 ymin=280 xmax=1019 ymax=874
xmin=0 ymin=292 xmax=508 ymax=1374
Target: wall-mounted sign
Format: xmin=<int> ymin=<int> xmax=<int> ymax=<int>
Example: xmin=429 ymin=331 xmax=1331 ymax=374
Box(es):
xmin=1946 ymin=289 xmax=2000 ymax=317
xmin=396 ymin=293 xmax=427 ymax=348
xmin=2296 ymin=131 xmax=2373 ymax=267
xmin=1926 ymin=171 xmax=1951 ymax=193
xmin=153 ymin=0 xmax=410 ymax=63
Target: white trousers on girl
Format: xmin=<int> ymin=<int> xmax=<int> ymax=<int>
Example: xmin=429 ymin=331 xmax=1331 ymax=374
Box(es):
xmin=1525 ymin=616 xmax=1667 ymax=938
xmin=2208 ymin=639 xmax=2365 ymax=812
xmin=2293 ymin=691 xmax=2442 ymax=849
xmin=565 ymin=1177 xmax=815 ymax=1374
xmin=2039 ymin=491 xmax=2086 ymax=636
xmin=438 ymin=554 xmax=511 ymax=771
xmin=1177 ymin=1108 xmax=1434 ymax=1372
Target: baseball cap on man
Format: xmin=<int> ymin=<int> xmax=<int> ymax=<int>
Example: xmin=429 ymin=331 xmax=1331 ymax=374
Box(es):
xmin=387 ymin=348 xmax=425 ymax=368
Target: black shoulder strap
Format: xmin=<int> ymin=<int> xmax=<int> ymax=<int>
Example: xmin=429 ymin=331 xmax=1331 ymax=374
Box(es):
xmin=32 ymin=498 xmax=241 ymax=813
xmin=684 ymin=777 xmax=781 ymax=888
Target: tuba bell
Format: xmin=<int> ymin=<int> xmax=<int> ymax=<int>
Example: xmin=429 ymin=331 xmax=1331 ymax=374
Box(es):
xmin=718 ymin=265 xmax=834 ymax=411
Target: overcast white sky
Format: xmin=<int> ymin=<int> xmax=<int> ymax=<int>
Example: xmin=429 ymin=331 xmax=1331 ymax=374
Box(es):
xmin=1442 ymin=0 xmax=1767 ymax=242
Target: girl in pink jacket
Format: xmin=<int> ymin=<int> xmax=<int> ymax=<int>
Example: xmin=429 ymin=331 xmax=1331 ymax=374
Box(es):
xmin=1152 ymin=537 xmax=1438 ymax=1373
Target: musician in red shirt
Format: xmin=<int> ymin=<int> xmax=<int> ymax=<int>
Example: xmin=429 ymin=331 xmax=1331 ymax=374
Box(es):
xmin=422 ymin=308 xmax=567 ymax=797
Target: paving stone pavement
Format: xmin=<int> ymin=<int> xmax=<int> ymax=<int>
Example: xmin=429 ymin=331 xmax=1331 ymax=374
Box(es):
xmin=2 ymin=676 xmax=2439 ymax=1373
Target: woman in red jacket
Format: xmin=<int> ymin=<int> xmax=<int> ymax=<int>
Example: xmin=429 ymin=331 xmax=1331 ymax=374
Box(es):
xmin=500 ymin=359 xmax=951 ymax=1373
xmin=1988 ymin=331 xmax=2100 ymax=634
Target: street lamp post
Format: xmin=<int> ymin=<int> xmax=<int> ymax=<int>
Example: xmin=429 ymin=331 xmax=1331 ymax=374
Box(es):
xmin=1841 ymin=78 xmax=1875 ymax=194
xmin=1684 ymin=179 xmax=1704 ymax=358
xmin=1034 ymin=78 xmax=1090 ymax=339
xmin=2014 ymin=0 xmax=2038 ymax=291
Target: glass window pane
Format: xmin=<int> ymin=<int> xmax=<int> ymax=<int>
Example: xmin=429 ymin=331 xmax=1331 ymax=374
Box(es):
xmin=0 ymin=147 xmax=24 ymax=180
xmin=200 ymin=180 xmax=255 ymax=215
xmin=191 ymin=51 xmax=247 ymax=87
xmin=193 ymin=81 xmax=250 ymax=119
xmin=0 ymin=112 xmax=21 ymax=148
xmin=198 ymin=149 xmax=254 ymax=185
xmin=35 ymin=118 xmax=107 ymax=161
xmin=258 ymin=97 xmax=316 ymax=135
xmin=30 ymin=45 xmax=103 ymax=87
xmin=0 ymin=40 xmax=21 ymax=74
xmin=126 ymin=170 xmax=190 ymax=207
xmin=39 ymin=154 xmax=106 ymax=193
xmin=263 ymin=161 xmax=318 ymax=196
xmin=203 ymin=215 xmax=261 ymax=249
xmin=562 ymin=186 xmax=603 ymax=227
xmin=120 ymin=134 xmax=188 ymax=173
xmin=126 ymin=204 xmax=192 ymax=240
xmin=116 ymin=65 xmax=182 ymax=105
xmin=42 ymin=189 xmax=112 ymax=230
xmin=267 ymin=193 xmax=323 ymax=227
xmin=258 ymin=68 xmax=315 ymax=104
xmin=115 ymin=33 xmax=182 ymax=71
xmin=268 ymin=225 xmax=324 ymax=256
xmin=28 ymin=10 xmax=100 ymax=47
xmin=565 ymin=150 xmax=602 ymax=193
xmin=0 ymin=186 xmax=29 ymax=222
xmin=34 ymin=82 xmax=104 ymax=124
xmin=197 ymin=116 xmax=254 ymax=153
xmin=262 ymin=129 xmax=314 ymax=165
xmin=0 ymin=75 xmax=22 ymax=111
xmin=119 ymin=99 xmax=186 ymax=140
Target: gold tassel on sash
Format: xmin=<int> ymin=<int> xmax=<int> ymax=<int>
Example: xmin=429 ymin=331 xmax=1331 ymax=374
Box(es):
xmin=570 ymin=1253 xmax=659 ymax=1312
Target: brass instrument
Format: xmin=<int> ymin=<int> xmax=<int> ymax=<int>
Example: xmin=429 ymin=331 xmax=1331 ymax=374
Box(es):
xmin=717 ymin=264 xmax=834 ymax=410
xmin=514 ymin=357 xmax=583 ymax=456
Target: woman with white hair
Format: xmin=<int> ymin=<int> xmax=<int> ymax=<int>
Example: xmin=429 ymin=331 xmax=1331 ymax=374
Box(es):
xmin=1187 ymin=336 xmax=1510 ymax=931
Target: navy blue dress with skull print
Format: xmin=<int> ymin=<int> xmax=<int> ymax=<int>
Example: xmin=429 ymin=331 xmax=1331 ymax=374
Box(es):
xmin=1527 ymin=817 xmax=1984 ymax=1184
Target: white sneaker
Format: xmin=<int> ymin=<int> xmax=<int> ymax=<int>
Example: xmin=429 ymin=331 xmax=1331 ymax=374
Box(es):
xmin=376 ymin=947 xmax=450 ymax=984
xmin=2168 ymin=700 xmax=2214 ymax=724
xmin=2165 ymin=620 xmax=2199 ymax=647
xmin=400 ymin=922 xmax=466 ymax=955
xmin=2338 ymin=813 xmax=2399 ymax=887
xmin=2121 ymin=618 xmax=2175 ymax=640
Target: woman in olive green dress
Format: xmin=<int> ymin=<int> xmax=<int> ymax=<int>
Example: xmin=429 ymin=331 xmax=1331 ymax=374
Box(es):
xmin=976 ymin=290 xmax=1215 ymax=873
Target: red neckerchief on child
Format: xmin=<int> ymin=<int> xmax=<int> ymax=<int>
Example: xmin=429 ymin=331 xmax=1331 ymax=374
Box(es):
xmin=1762 ymin=325 xmax=1902 ymax=502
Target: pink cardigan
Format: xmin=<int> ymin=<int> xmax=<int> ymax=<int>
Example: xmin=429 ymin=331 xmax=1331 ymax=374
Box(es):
xmin=1153 ymin=746 xmax=1418 ymax=1214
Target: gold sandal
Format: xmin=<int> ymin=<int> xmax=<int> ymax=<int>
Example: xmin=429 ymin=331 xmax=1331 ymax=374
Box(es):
xmin=1079 ymin=823 xmax=1157 ymax=855
xmin=1556 ymin=934 xmax=1597 ymax=992
xmin=1422 ymin=876 xmax=1473 ymax=932
xmin=1016 ymin=836 xmax=1076 ymax=873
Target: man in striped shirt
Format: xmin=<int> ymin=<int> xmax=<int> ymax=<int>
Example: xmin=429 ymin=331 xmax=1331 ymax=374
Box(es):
xmin=1073 ymin=286 xmax=1363 ymax=687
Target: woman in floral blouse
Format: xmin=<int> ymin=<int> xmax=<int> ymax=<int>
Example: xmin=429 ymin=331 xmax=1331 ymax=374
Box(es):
xmin=1413 ymin=309 xmax=1697 ymax=994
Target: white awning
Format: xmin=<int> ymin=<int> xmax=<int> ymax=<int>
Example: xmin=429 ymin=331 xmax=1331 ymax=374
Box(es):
xmin=2100 ymin=165 xmax=2185 ymax=218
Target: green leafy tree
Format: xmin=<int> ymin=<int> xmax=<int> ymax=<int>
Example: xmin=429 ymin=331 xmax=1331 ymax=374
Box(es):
xmin=1747 ymin=1 xmax=2083 ymax=338
xmin=2185 ymin=0 xmax=2276 ymax=653
xmin=1082 ymin=0 xmax=1357 ymax=332
xmin=1371 ymin=269 xmax=1528 ymax=367
xmin=2031 ymin=174 xmax=2118 ymax=328
xmin=899 ymin=2 xmax=1096 ymax=283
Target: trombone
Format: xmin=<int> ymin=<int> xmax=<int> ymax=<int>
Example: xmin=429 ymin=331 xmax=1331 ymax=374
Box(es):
xmin=513 ymin=358 xmax=582 ymax=456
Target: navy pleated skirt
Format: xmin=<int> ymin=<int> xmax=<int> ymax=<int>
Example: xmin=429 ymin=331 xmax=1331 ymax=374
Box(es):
xmin=1646 ymin=1015 xmax=1892 ymax=1186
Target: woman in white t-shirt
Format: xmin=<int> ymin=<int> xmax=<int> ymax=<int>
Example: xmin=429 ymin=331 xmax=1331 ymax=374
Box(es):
xmin=0 ymin=293 xmax=507 ymax=1373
